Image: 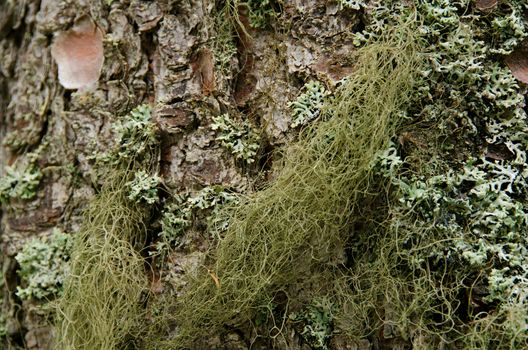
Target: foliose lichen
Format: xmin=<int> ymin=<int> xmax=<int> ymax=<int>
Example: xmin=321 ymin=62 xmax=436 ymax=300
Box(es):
xmin=0 ymin=164 xmax=42 ymax=204
xmin=338 ymin=0 xmax=366 ymax=10
xmin=126 ymin=170 xmax=161 ymax=205
xmin=290 ymin=298 xmax=336 ymax=350
xmin=15 ymin=229 xmax=72 ymax=300
xmin=156 ymin=186 xmax=238 ymax=254
xmin=366 ymin=0 xmax=528 ymax=344
xmin=211 ymin=113 xmax=261 ymax=164
xmin=0 ymin=143 xmax=45 ymax=204
xmin=108 ymin=104 xmax=158 ymax=163
xmin=289 ymin=81 xmax=329 ymax=128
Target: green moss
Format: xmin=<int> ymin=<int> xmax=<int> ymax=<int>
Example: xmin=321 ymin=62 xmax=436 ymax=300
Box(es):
xmin=54 ymin=174 xmax=151 ymax=349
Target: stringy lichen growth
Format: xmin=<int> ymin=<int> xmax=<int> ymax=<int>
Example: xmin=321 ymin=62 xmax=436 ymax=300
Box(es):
xmin=43 ymin=1 xmax=528 ymax=349
xmin=54 ymin=104 xmax=159 ymax=349
xmin=145 ymin=20 xmax=420 ymax=348
xmin=338 ymin=0 xmax=528 ymax=347
xmin=246 ymin=0 xmax=279 ymax=29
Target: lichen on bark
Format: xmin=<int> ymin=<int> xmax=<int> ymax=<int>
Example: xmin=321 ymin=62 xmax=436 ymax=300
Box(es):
xmin=2 ymin=1 xmax=528 ymax=350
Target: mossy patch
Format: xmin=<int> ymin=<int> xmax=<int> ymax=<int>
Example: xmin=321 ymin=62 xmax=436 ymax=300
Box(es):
xmin=52 ymin=105 xmax=159 ymax=349
xmin=145 ymin=16 xmax=421 ymax=348
xmin=45 ymin=1 xmax=528 ymax=349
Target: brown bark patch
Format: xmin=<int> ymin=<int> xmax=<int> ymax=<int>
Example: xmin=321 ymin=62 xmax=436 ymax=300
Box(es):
xmin=156 ymin=107 xmax=195 ymax=130
xmin=51 ymin=16 xmax=104 ymax=89
xmin=485 ymin=143 xmax=514 ymax=161
xmin=505 ymin=40 xmax=528 ymax=83
xmin=475 ymin=0 xmax=498 ymax=11
xmin=191 ymin=48 xmax=216 ymax=95
xmin=131 ymin=1 xmax=163 ymax=32
xmin=312 ymin=52 xmax=355 ymax=82
xmin=8 ymin=208 xmax=62 ymax=232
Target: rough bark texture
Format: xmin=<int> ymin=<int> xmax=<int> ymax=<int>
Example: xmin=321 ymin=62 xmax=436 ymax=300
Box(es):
xmin=0 ymin=0 xmax=361 ymax=349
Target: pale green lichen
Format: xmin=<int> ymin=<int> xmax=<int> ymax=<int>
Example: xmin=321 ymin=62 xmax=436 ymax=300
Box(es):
xmin=289 ymin=81 xmax=329 ymax=128
xmin=485 ymin=2 xmax=528 ymax=54
xmin=110 ymin=104 xmax=157 ymax=162
xmin=0 ymin=313 xmax=6 ymax=341
xmin=338 ymin=0 xmax=528 ymax=346
xmin=372 ymin=114 xmax=528 ymax=344
xmin=53 ymin=103 xmax=160 ymax=349
xmin=291 ymin=298 xmax=336 ymax=350
xmin=338 ymin=0 xmax=366 ymax=10
xmin=97 ymin=105 xmax=158 ymax=164
xmin=156 ymin=186 xmax=238 ymax=254
xmin=43 ymin=1 xmax=528 ymax=348
xmin=0 ymin=164 xmax=42 ymax=203
xmin=126 ymin=170 xmax=161 ymax=205
xmin=0 ymin=134 xmax=49 ymax=204
xmin=376 ymin=142 xmax=528 ymax=296
xmin=157 ymin=196 xmax=191 ymax=253
xmin=211 ymin=114 xmax=260 ymax=164
xmin=15 ymin=229 xmax=72 ymax=300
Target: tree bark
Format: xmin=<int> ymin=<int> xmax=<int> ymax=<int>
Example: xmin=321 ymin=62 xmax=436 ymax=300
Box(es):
xmin=0 ymin=0 xmax=364 ymax=349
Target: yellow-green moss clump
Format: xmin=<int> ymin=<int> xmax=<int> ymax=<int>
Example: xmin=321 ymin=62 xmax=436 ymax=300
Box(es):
xmin=53 ymin=105 xmax=159 ymax=349
xmin=51 ymin=1 xmax=528 ymax=349
xmin=146 ymin=15 xmax=422 ymax=348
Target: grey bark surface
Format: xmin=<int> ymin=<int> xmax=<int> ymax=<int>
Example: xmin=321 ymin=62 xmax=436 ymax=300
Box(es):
xmin=0 ymin=1 xmax=362 ymax=349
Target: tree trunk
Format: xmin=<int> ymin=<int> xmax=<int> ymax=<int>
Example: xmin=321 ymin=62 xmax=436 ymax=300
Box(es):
xmin=0 ymin=0 xmax=360 ymax=349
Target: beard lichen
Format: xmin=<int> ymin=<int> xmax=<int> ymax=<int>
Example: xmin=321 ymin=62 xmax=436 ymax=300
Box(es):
xmin=332 ymin=0 xmax=528 ymax=348
xmin=144 ymin=15 xmax=421 ymax=348
xmin=47 ymin=1 xmax=528 ymax=349
xmin=52 ymin=105 xmax=159 ymax=349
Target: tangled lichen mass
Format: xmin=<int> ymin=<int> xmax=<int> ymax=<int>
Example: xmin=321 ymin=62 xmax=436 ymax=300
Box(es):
xmin=2 ymin=0 xmax=528 ymax=349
